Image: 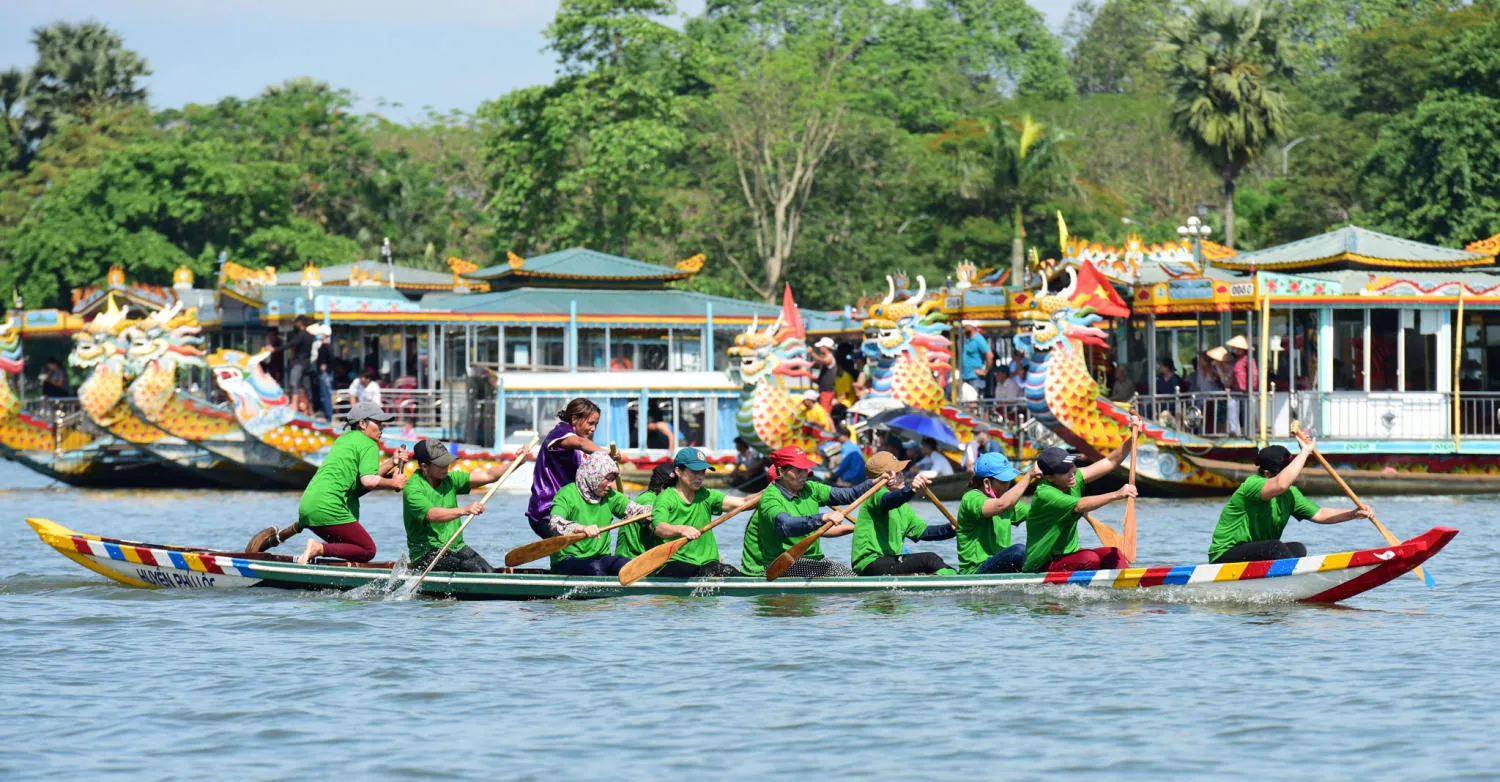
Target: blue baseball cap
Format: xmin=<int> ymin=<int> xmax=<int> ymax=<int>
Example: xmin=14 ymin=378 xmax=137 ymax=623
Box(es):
xmin=973 ymin=452 xmax=1020 ymax=482
xmin=673 ymin=447 xmax=711 ymax=471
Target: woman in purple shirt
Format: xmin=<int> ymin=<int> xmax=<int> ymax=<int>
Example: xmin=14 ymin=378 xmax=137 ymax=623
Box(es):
xmin=526 ymin=398 xmax=604 ymax=537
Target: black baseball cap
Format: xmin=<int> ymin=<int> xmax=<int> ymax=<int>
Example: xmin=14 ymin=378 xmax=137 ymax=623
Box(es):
xmin=1036 ymin=446 xmax=1078 ymax=476
xmin=1256 ymin=445 xmax=1293 ymax=474
xmin=414 ymin=437 xmax=456 ymax=467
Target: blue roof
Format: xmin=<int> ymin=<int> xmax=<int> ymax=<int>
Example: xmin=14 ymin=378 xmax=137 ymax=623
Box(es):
xmin=465 ymin=248 xmax=692 ymax=287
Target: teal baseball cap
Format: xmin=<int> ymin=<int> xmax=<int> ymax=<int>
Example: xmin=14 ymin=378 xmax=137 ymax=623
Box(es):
xmin=673 ymin=447 xmax=711 ymax=471
xmin=974 ymin=452 xmax=1020 ymax=482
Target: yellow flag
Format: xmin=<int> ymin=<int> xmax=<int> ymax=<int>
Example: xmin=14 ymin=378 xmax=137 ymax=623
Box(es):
xmin=1057 ymin=211 xmax=1069 ymax=255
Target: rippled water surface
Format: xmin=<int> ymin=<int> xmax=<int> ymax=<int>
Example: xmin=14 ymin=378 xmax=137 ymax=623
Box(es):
xmin=1 ymin=460 xmax=1496 ymax=780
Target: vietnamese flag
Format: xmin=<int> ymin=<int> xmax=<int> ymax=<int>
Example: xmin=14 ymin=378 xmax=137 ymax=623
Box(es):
xmin=779 ymin=283 xmax=806 ymax=341
xmin=1069 ymin=260 xmax=1131 ymax=318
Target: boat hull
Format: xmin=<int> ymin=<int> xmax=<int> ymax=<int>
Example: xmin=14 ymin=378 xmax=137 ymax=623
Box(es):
xmin=26 ymin=518 xmax=1456 ymax=605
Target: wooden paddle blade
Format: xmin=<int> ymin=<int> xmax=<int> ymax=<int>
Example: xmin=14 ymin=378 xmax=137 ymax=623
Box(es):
xmin=765 ymin=523 xmax=830 ymax=582
xmin=245 ymin=527 xmax=279 ymax=553
xmin=618 ymin=539 xmax=684 ymax=586
xmin=503 ymin=532 xmax=586 ymax=568
xmin=1310 ymin=447 xmax=1434 ymax=587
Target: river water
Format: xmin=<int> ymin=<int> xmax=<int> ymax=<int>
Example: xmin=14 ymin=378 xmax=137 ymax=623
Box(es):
xmin=0 ymin=460 xmax=1495 ymax=779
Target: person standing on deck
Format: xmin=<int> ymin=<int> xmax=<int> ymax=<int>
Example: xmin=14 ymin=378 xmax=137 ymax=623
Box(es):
xmin=741 ymin=446 xmax=870 ymax=578
xmin=811 ymin=337 xmax=839 ymax=412
xmin=955 ymin=453 xmax=1032 ymax=574
xmin=960 ymin=321 xmax=993 ymax=402
xmin=1022 ymin=420 xmax=1140 ymax=573
xmin=526 ymin=398 xmax=604 ymax=538
xmin=295 ymin=402 xmax=410 ymax=563
xmin=615 ymin=463 xmax=676 ymax=558
xmin=648 ymin=448 xmax=756 ymax=578
xmin=832 ymin=427 xmax=865 ymax=487
xmin=1224 ymin=335 xmax=1256 ymax=437
xmin=402 ymin=438 xmax=506 ymax=573
xmin=547 ymin=452 xmax=659 ymax=576
xmin=1210 ymin=431 xmax=1372 ymax=563
xmin=851 ymin=452 xmax=957 ymax=576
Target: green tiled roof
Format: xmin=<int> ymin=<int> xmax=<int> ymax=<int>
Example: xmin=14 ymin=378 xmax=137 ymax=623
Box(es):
xmin=274 ymin=261 xmax=457 ymax=288
xmin=1221 ymin=226 xmax=1491 ymax=270
xmin=464 ymin=248 xmax=692 ymax=287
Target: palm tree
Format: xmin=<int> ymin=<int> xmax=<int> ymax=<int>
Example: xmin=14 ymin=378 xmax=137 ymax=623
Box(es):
xmin=1154 ymin=0 xmax=1293 ymax=248
xmin=992 ymin=115 xmax=1076 ymax=284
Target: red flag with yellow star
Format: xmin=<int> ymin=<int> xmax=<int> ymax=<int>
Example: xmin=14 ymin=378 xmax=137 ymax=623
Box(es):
xmin=1069 ymin=260 xmax=1131 ymax=318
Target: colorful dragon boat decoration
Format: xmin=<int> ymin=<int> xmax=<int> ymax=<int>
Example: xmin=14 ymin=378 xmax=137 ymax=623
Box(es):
xmin=1012 ymin=269 xmax=1233 ymax=492
xmin=727 ymin=305 xmax=827 ymax=455
xmin=860 ymin=274 xmax=953 ymax=411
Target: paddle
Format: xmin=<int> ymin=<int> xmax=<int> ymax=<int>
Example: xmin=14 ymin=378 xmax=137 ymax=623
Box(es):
xmin=1294 ymin=429 xmax=1434 ymax=588
xmin=1122 ymin=429 xmax=1138 ymax=562
xmin=503 ymin=510 xmax=652 ymax=568
xmin=921 ymin=485 xmax=958 ymax=528
xmin=766 ymin=477 xmax=888 ymax=581
xmin=618 ymin=494 xmax=763 ymax=586
xmin=1084 ymin=513 xmax=1126 ymax=553
xmin=406 ymin=436 xmax=539 ymax=593
xmin=246 ymin=521 xmax=303 ymax=553
xmin=609 ymin=442 xmax=625 ymax=493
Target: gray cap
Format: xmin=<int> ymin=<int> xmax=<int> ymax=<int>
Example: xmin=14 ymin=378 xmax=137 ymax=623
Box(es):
xmin=413 ymin=437 xmax=456 ymax=467
xmin=346 ymin=401 xmax=395 ymax=425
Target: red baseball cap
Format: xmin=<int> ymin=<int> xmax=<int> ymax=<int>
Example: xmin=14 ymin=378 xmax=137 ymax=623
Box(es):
xmin=768 ymin=446 xmax=817 ymax=471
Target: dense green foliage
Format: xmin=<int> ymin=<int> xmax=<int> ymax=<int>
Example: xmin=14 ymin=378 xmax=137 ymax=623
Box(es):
xmin=1 ymin=2 xmax=1497 ymax=310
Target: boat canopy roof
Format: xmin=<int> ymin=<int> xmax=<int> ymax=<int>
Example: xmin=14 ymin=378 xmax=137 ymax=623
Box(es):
xmin=495 ymin=370 xmax=739 ymax=394
xmin=1214 ymin=226 xmax=1495 ymax=273
xmin=463 ymin=248 xmax=702 ymax=290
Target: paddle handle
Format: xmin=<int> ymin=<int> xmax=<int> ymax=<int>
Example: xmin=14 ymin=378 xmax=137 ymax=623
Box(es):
xmin=766 ymin=477 xmax=887 ymax=581
xmin=412 ymin=437 xmax=538 ymax=587
xmin=921 ymin=485 xmax=958 ymax=528
xmin=503 ymin=510 xmax=652 ymax=568
xmin=609 ymin=442 xmax=625 ymax=493
xmin=1123 ymin=429 xmax=1138 ymax=562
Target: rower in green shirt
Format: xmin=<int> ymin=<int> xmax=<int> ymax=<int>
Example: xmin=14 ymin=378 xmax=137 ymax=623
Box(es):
xmin=1022 ymin=417 xmax=1140 ymax=573
xmin=1210 ymin=430 xmax=1372 ymax=563
xmin=546 ymin=451 xmax=664 ymax=576
xmin=955 ymin=452 xmax=1033 ymax=574
xmin=615 ymin=463 xmax=675 ymax=558
xmin=851 ymin=451 xmax=957 ymax=576
xmin=294 ymin=401 xmax=410 ymax=564
xmin=741 ymin=446 xmax=871 ymax=578
xmin=402 ymin=438 xmax=506 ymax=573
xmin=649 ymin=447 xmax=755 ymax=578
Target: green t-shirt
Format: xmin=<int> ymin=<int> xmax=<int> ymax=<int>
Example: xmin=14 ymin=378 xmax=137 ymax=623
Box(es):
xmin=402 ymin=469 xmax=472 ymax=562
xmin=298 ymin=431 xmax=381 ymax=527
xmin=956 ymin=489 xmax=1030 ymax=574
xmin=743 ymin=482 xmax=833 ymax=575
xmin=615 ymin=490 xmax=662 ymax=558
xmin=1209 ymin=475 xmax=1322 ymax=560
xmin=1022 ymin=470 xmax=1086 ymax=572
xmin=549 ymin=482 xmax=634 ymax=565
xmin=851 ymin=486 xmax=928 ymax=573
xmin=650 ymin=487 xmax=726 ymax=566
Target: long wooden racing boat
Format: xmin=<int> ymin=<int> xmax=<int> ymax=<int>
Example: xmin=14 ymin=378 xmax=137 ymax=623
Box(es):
xmin=26 ymin=518 xmax=1455 ymax=604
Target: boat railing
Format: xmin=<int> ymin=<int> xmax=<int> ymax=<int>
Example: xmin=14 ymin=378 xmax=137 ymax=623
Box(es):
xmin=1128 ymin=389 xmax=1500 ymax=441
xmin=1131 ymin=389 xmax=1262 ymax=439
xmin=333 ymin=383 xmax=496 ymax=444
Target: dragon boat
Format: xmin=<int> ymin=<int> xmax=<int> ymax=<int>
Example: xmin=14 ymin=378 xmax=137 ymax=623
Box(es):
xmin=27 ymin=517 xmax=1455 ymax=604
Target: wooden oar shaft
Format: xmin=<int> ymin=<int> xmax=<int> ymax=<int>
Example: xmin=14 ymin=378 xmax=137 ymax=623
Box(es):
xmin=766 ymin=477 xmax=888 ymax=581
xmin=503 ymin=510 xmax=652 ymax=568
xmin=921 ymin=485 xmax=958 ymax=528
xmin=1122 ymin=430 xmax=1139 ymax=563
xmin=618 ymin=493 xmax=764 ymax=586
xmin=609 ymin=442 xmax=625 ymax=493
xmin=410 ymin=437 xmax=538 ymax=590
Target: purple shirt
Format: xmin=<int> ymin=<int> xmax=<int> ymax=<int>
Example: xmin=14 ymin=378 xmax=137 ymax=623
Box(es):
xmin=526 ymin=421 xmax=584 ymax=530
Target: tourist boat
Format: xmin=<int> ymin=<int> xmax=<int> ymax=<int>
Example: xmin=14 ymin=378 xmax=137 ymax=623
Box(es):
xmin=26 ymin=517 xmax=1455 ymax=604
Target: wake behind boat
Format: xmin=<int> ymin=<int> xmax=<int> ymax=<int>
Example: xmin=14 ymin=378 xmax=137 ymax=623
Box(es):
xmin=26 ymin=517 xmax=1456 ymax=604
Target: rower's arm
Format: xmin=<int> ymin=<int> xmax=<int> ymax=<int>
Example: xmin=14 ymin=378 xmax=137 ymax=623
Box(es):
xmin=1259 ymin=450 xmax=1312 ymax=500
xmin=721 ymin=494 xmax=752 ymax=512
xmin=1080 ymin=440 xmax=1129 ymax=483
xmin=555 ymin=434 xmax=603 ymax=455
xmin=1309 ymin=506 xmax=1372 ymax=525
xmin=826 ymin=479 xmax=876 ymax=506
xmin=983 ymin=473 xmax=1033 ymax=517
xmin=1073 ymin=486 xmax=1133 ymax=515
xmin=914 ymin=523 xmax=955 ymax=541
xmin=425 ymin=506 xmax=470 ymax=523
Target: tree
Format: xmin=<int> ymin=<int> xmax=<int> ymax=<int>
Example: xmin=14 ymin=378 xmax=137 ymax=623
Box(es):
xmin=1063 ymin=0 xmax=1174 ymax=95
xmin=15 ymin=21 xmax=150 ymax=169
xmin=1154 ymin=0 xmax=1294 ymax=248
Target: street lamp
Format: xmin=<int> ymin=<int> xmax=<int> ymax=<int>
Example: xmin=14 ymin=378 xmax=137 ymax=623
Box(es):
xmin=1177 ymin=215 xmax=1213 ymax=270
xmin=381 ymin=237 xmax=394 ymax=289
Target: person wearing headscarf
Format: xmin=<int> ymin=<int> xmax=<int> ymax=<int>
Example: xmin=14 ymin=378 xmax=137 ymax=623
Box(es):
xmin=1210 ymin=430 xmax=1371 ymax=563
xmin=548 ymin=451 xmax=669 ymax=576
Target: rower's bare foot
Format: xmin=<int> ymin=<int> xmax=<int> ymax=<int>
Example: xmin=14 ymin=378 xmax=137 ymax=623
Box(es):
xmin=295 ymin=539 xmax=324 ymax=564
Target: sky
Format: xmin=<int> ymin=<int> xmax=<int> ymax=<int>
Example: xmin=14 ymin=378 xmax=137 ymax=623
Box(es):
xmin=0 ymin=0 xmax=1073 ymax=123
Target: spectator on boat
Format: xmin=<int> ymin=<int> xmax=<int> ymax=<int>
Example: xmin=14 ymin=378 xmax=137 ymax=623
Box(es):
xmin=294 ymin=402 xmax=410 ymax=564
xmin=284 ymin=315 xmax=316 ymax=416
xmin=956 ymin=452 xmax=1033 ymax=574
xmin=649 ymin=447 xmax=757 ymax=578
xmin=349 ymin=367 xmax=383 ymax=409
xmin=1198 ymin=346 xmax=1230 ymax=434
xmin=811 ymin=337 xmax=839 ymax=412
xmin=914 ymin=437 xmax=953 ymax=477
xmin=1022 ymin=420 xmax=1140 ymax=573
xmin=610 ymin=354 xmax=633 ymax=371
xmin=1153 ymin=358 xmax=1184 ymax=420
xmin=1109 ymin=365 xmax=1137 ymax=403
xmin=902 ymin=441 xmax=923 ymax=478
xmin=851 ymin=452 xmax=957 ymax=576
xmin=730 ymin=437 xmax=762 ymax=484
xmin=835 ymin=359 xmax=858 ymax=407
xmin=960 ymin=321 xmax=993 ymax=402
xmin=878 ymin=434 xmax=904 ymax=458
xmin=1224 ymin=335 xmax=1256 ymax=436
xmin=311 ymin=323 xmax=334 ymax=421
xmin=526 ymin=397 xmax=605 ymax=539
xmin=995 ymin=366 xmax=1025 ymax=402
xmin=40 ymin=357 xmax=71 ymax=398
xmin=646 ymin=407 xmax=677 ymax=450
xmin=742 ymin=446 xmax=870 ymax=578
xmin=264 ymin=328 xmax=284 ymax=384
xmin=832 ymin=427 xmax=865 ymax=487
xmin=399 ymin=420 xmax=418 ymax=440
xmin=1209 ymin=431 xmax=1372 ymax=564
xmin=402 ymin=438 xmax=506 ymax=573
xmin=800 ymin=389 xmax=835 ymax=433
xmin=616 ymin=463 xmax=676 ymax=558
xmin=962 ymin=430 xmax=1003 ymax=470
xmin=547 ymin=451 xmax=658 ymax=576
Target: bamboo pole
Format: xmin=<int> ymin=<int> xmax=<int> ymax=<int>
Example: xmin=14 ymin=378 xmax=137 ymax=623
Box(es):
xmin=1259 ymin=284 xmax=1271 ymax=446
xmin=1454 ymin=288 xmax=1464 ymax=453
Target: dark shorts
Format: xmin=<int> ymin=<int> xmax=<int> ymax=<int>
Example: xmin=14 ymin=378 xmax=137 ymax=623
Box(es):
xmin=656 ymin=561 xmax=743 ymax=579
xmin=414 ymin=546 xmax=495 ymax=574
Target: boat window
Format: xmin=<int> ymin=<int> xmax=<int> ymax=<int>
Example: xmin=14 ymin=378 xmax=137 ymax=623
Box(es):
xmin=640 ymin=341 xmax=669 ymax=371
xmin=504 ymin=336 xmax=531 ymax=370
xmin=577 ymin=329 xmax=608 ymax=371
xmin=1403 ymin=310 xmax=1438 ymax=392
xmin=537 ymin=329 xmax=566 ymax=369
xmin=1369 ymin=310 xmax=1400 ymax=391
xmin=1461 ymin=312 xmax=1500 ymax=391
xmin=504 ymin=398 xmax=535 ymax=440
xmin=1332 ymin=311 xmax=1363 ymax=390
xmin=678 ymin=398 xmax=707 ymax=448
